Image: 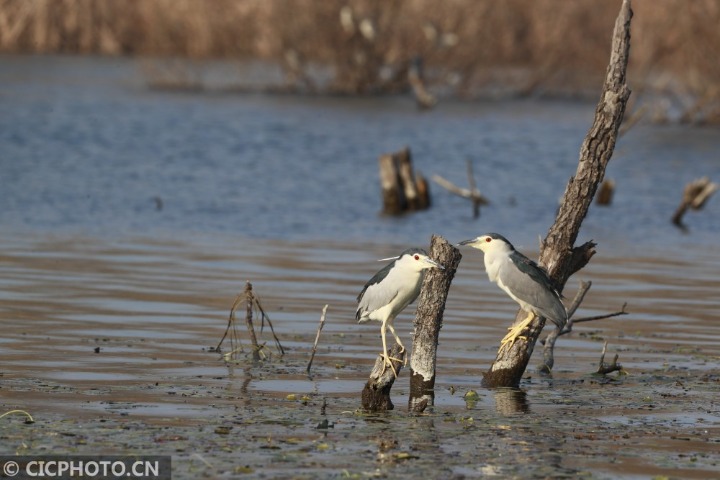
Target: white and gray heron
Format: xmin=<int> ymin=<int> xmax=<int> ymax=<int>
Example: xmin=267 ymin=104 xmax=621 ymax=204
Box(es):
xmin=458 ymin=233 xmax=567 ymax=351
xmin=356 ymin=248 xmax=443 ymax=376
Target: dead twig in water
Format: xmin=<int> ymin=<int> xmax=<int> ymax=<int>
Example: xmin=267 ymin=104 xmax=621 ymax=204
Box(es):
xmin=597 ymin=341 xmax=623 ymax=375
xmin=217 ymin=281 xmax=284 ymax=362
xmin=307 ymin=304 xmax=329 ymax=375
xmin=432 ymin=159 xmax=489 ymax=218
xmin=538 ymin=281 xmax=629 ymax=373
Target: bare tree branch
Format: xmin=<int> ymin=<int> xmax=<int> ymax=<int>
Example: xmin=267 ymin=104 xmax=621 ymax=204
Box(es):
xmin=431 ymin=159 xmax=489 ymax=218
xmin=538 ymin=281 xmax=629 ymax=373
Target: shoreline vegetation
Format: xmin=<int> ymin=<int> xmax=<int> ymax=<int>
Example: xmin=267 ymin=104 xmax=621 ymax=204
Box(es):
xmin=1 ymin=0 xmax=719 ymax=123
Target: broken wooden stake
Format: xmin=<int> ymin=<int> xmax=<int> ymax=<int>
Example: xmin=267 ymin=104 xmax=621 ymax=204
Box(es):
xmin=671 ymin=176 xmax=718 ymax=229
xmin=379 ymin=147 xmax=431 ymax=215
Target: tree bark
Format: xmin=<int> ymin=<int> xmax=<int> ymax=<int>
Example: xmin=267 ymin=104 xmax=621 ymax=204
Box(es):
xmin=408 ymin=235 xmax=462 ymax=412
xmin=482 ymin=0 xmax=633 ymax=388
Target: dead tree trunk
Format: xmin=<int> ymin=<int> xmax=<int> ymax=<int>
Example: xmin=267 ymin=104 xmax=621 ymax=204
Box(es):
xmin=379 ymin=147 xmax=431 ymax=215
xmin=408 ymin=235 xmax=462 ymax=412
xmin=482 ymin=0 xmax=633 ymax=388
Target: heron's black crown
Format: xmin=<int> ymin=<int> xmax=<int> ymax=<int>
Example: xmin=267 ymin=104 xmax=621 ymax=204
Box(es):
xmin=485 ymin=233 xmax=515 ymax=250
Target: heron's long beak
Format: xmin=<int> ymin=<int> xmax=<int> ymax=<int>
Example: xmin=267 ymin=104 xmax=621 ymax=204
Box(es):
xmin=425 ymin=258 xmax=445 ymax=270
xmin=457 ymin=238 xmax=477 ymax=247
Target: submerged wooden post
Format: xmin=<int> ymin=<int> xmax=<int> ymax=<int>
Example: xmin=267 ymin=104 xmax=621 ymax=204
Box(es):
xmin=244 ymin=281 xmax=261 ymax=361
xmin=361 ymin=345 xmax=405 ymax=411
xmin=482 ymin=0 xmax=633 ymax=388
xmin=378 ymin=147 xmax=431 ymax=215
xmin=409 ymin=235 xmax=462 ymax=412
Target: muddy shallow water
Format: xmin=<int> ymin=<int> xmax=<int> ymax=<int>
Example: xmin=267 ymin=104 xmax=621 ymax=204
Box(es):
xmin=1 ymin=233 xmax=718 ymax=479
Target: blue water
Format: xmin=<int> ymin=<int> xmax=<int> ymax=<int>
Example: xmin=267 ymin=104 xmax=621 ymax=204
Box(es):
xmin=1 ymin=55 xmax=718 ymax=252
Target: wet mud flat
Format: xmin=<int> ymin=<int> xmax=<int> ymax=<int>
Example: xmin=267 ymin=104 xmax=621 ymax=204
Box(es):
xmin=2 ymin=355 xmax=719 ymax=479
xmin=1 ymin=235 xmax=719 ymax=479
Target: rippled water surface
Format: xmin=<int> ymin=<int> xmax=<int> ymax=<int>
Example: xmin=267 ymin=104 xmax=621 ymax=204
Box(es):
xmin=1 ymin=56 xmax=719 ymax=479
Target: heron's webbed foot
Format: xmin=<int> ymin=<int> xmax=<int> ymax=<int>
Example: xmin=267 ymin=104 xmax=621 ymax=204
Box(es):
xmin=500 ymin=312 xmax=535 ymax=352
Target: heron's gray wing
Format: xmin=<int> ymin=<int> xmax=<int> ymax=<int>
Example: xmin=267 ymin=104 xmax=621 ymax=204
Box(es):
xmin=503 ymin=251 xmax=567 ymax=326
xmin=356 ymin=260 xmax=398 ymax=321
xmin=508 ymin=251 xmax=560 ymax=296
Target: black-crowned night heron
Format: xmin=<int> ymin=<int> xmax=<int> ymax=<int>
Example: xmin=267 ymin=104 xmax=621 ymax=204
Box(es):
xmin=458 ymin=233 xmax=567 ymax=351
xmin=356 ymin=248 xmax=443 ymax=376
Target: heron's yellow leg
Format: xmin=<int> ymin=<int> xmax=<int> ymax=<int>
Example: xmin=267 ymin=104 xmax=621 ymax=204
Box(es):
xmin=500 ymin=311 xmax=535 ymax=352
xmin=386 ymin=323 xmax=408 ymax=367
xmin=380 ymin=321 xmax=402 ymax=377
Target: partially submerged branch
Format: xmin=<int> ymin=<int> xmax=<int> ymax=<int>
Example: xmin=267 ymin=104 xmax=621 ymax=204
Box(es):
xmin=538 ymin=281 xmax=629 ymax=373
xmin=671 ymin=177 xmax=718 ymax=230
xmin=597 ymin=341 xmax=623 ymax=375
xmin=432 ymin=160 xmax=489 ymax=218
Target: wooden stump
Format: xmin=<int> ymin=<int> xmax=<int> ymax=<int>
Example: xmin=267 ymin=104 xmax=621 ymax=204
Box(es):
xmin=379 ymin=147 xmax=431 ymax=215
xmin=361 ymin=345 xmax=405 ymax=412
xmin=408 ymin=236 xmax=462 ymax=412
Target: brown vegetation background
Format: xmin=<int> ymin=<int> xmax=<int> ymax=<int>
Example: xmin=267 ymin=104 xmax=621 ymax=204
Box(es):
xmin=1 ymin=0 xmax=719 ymax=121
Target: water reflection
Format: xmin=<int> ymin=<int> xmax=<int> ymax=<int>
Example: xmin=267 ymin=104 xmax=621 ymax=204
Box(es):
xmin=492 ymin=387 xmax=530 ymax=415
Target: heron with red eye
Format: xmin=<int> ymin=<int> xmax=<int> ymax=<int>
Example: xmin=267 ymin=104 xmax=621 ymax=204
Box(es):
xmin=458 ymin=232 xmax=568 ymax=352
xmin=356 ymin=247 xmax=444 ymax=377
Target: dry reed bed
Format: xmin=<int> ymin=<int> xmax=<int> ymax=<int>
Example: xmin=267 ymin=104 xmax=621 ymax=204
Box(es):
xmin=1 ymin=0 xmax=718 ymax=121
